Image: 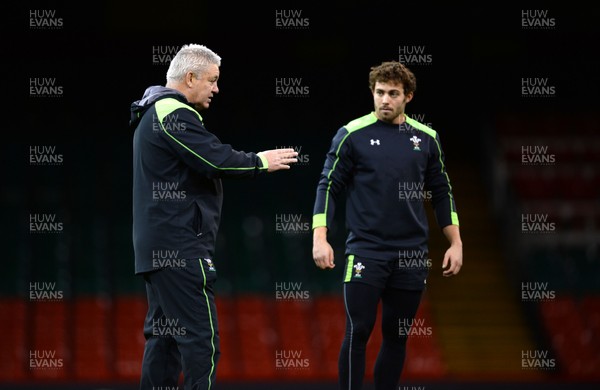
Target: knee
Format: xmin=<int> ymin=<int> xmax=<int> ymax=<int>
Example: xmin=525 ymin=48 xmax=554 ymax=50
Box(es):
xmin=178 ymin=336 xmax=220 ymax=362
xmin=347 ymin=319 xmax=375 ymax=344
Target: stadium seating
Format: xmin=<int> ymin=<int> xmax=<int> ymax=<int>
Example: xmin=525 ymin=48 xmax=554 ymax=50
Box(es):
xmin=0 ymin=293 xmax=446 ymax=384
xmin=493 ymin=112 xmax=600 ymax=381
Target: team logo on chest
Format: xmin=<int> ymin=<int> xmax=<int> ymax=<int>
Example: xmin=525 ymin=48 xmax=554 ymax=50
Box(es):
xmin=410 ymin=135 xmax=422 ymax=151
xmin=370 ymin=139 xmax=380 ymax=146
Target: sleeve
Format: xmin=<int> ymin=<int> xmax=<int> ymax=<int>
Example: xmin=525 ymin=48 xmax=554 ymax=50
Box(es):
xmin=159 ymin=108 xmax=268 ymax=178
xmin=425 ymin=132 xmax=459 ymax=228
xmin=312 ymin=127 xmax=354 ymax=229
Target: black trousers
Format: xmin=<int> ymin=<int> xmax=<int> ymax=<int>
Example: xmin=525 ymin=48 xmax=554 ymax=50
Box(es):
xmin=140 ymin=258 xmax=220 ymax=390
xmin=339 ymin=282 xmax=423 ymax=390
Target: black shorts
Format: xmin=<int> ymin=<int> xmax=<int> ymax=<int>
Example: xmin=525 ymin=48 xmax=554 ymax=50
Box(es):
xmin=343 ymin=254 xmax=428 ymax=291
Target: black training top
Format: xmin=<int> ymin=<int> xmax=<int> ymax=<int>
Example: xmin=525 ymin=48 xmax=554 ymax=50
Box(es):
xmin=312 ymin=112 xmax=459 ymax=261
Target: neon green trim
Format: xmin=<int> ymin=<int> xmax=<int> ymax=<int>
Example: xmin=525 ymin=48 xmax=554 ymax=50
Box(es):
xmin=431 ymin=136 xmax=458 ymax=222
xmin=344 ymin=255 xmax=355 ymax=282
xmin=155 ymin=98 xmax=258 ymax=171
xmin=344 ymin=112 xmax=378 ymax=132
xmin=323 ymin=134 xmax=350 ymax=215
xmin=156 ymin=97 xmax=203 ymax=122
xmin=312 ymin=213 xmax=326 ymax=229
xmin=258 ymin=153 xmax=269 ymax=170
xmin=451 ymin=212 xmax=459 ymax=226
xmin=198 ymin=259 xmax=216 ymax=389
xmin=405 ymin=114 xmax=437 ymax=139
xmin=406 ymin=114 xmax=459 ymax=224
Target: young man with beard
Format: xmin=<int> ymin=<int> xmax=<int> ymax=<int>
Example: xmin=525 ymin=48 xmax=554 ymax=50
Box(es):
xmin=312 ymin=61 xmax=462 ymax=390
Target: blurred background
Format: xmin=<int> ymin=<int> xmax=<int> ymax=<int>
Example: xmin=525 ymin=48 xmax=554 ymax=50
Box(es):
xmin=2 ymin=1 xmax=599 ymax=389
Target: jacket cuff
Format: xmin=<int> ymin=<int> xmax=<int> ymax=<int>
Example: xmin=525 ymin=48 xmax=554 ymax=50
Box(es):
xmin=312 ymin=213 xmax=327 ymax=229
xmin=257 ymin=153 xmax=269 ymax=170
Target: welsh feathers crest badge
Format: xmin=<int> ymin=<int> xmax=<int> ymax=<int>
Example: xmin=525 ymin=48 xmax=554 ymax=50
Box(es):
xmin=410 ymin=136 xmax=421 ymax=151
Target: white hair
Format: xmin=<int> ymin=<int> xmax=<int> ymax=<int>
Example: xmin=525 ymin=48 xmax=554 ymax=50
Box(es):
xmin=166 ymin=44 xmax=221 ymax=83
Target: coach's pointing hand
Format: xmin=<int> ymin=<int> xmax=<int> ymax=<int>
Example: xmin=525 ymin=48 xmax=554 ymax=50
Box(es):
xmin=257 ymin=148 xmax=298 ymax=172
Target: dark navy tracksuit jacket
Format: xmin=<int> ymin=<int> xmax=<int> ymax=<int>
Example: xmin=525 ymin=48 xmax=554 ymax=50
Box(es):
xmin=313 ymin=112 xmax=459 ymax=271
xmin=130 ymin=86 xmax=268 ymax=274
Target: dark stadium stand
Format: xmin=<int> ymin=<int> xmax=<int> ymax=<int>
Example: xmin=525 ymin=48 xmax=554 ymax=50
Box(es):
xmin=489 ymin=112 xmax=600 ymax=383
xmin=2 ymin=112 xmax=598 ymax=389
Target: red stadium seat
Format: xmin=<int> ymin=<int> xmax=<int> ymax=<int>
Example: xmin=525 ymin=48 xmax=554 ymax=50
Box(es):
xmin=29 ymin=300 xmax=69 ymax=380
xmin=404 ymin=297 xmax=447 ymax=379
xmin=214 ymin=296 xmax=238 ymax=381
xmin=234 ymin=295 xmax=278 ymax=380
xmin=273 ymin=298 xmax=317 ymax=380
xmin=313 ymin=295 xmax=345 ymax=380
xmin=539 ymin=297 xmax=598 ymax=377
xmin=72 ymin=297 xmax=112 ymax=380
xmin=0 ymin=299 xmax=27 ymax=381
xmin=580 ymin=295 xmax=600 ymax=377
xmin=113 ymin=295 xmax=147 ymax=381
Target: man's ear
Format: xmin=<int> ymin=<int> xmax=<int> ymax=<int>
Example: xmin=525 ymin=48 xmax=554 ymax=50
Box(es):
xmin=405 ymin=92 xmax=414 ymax=103
xmin=185 ymin=72 xmax=195 ymax=88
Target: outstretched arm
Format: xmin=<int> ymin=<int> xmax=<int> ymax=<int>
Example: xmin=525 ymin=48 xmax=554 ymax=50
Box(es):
xmin=257 ymin=148 xmax=298 ymax=172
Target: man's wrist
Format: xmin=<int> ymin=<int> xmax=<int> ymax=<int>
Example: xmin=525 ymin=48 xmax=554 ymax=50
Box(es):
xmin=257 ymin=152 xmax=269 ymax=169
xmin=313 ymin=226 xmax=328 ymax=242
